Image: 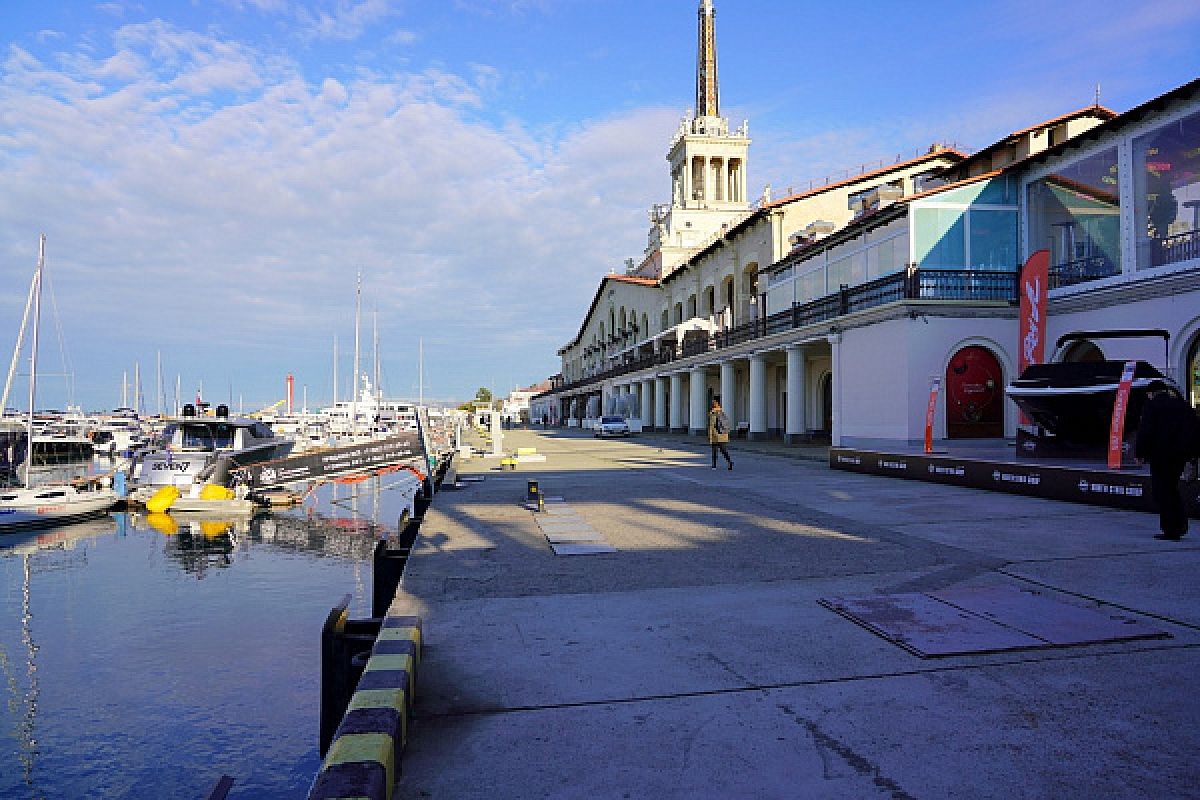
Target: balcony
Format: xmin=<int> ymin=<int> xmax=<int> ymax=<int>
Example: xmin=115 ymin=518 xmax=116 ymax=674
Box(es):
xmin=540 ymin=268 xmax=1017 ymax=398
xmin=1150 ymin=228 xmax=1200 ymax=268
xmin=1049 ymin=255 xmax=1120 ymax=289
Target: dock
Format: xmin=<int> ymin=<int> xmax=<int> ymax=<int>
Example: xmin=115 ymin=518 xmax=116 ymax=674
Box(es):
xmin=373 ymin=428 xmax=1199 ymax=798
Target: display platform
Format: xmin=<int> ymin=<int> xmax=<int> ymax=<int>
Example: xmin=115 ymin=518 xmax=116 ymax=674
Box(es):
xmin=830 ymin=442 xmax=1200 ymax=517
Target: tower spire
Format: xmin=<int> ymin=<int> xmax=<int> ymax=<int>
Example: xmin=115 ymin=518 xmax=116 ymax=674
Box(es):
xmin=695 ymin=0 xmax=719 ymax=120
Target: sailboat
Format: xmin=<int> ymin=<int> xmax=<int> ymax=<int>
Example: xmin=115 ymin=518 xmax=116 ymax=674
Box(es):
xmin=0 ymin=236 xmax=116 ymax=531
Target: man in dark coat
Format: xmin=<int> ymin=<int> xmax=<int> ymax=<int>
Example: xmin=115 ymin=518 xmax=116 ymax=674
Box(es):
xmin=1135 ymin=387 xmax=1199 ymax=540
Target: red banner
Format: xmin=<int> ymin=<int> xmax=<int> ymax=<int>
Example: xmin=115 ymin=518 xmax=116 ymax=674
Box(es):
xmin=1107 ymin=360 xmax=1137 ymax=470
xmin=1017 ymin=250 xmax=1050 ymax=426
xmin=924 ymin=377 xmax=941 ymax=454
xmin=1018 ymin=250 xmax=1049 ymax=372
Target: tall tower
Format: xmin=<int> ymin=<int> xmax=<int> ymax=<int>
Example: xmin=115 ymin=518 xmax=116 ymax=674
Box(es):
xmin=696 ymin=0 xmax=719 ymax=122
xmin=640 ymin=0 xmax=751 ymax=280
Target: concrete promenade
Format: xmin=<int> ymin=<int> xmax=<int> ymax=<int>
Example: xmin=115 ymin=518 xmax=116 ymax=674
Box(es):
xmin=391 ymin=428 xmax=1200 ymax=799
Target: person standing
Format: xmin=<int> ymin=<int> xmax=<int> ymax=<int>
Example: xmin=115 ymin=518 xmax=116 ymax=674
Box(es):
xmin=1135 ymin=387 xmax=1199 ymax=541
xmin=707 ymin=398 xmax=733 ymax=470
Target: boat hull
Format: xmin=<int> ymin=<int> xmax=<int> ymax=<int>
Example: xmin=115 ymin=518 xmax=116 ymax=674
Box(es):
xmin=0 ymin=485 xmax=117 ymax=531
xmin=1006 ymin=361 xmax=1173 ymax=447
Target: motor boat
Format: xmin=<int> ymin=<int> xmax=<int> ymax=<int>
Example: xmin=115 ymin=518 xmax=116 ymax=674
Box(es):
xmin=1006 ymin=360 xmax=1176 ymax=447
xmin=0 ymin=480 xmax=117 ymax=529
xmin=127 ymin=403 xmax=294 ymax=501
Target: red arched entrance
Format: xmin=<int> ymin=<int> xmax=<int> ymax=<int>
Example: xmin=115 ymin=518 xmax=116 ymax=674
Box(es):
xmin=945 ymin=346 xmax=1004 ymax=439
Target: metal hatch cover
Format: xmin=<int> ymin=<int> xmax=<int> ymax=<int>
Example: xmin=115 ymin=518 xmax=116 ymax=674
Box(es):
xmin=820 ymin=587 xmax=1169 ymax=658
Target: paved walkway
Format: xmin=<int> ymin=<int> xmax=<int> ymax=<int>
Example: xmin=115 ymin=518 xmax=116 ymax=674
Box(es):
xmin=391 ymin=428 xmax=1200 ymax=799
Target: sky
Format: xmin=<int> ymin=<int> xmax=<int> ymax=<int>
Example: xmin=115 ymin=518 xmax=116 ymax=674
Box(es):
xmin=1 ymin=0 xmax=1198 ymax=412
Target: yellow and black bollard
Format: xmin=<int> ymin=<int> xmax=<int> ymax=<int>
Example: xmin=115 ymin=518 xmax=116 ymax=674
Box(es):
xmin=526 ymin=480 xmax=544 ymax=512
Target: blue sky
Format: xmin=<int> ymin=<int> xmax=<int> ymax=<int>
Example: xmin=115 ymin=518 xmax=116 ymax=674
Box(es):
xmin=1 ymin=0 xmax=1198 ymax=411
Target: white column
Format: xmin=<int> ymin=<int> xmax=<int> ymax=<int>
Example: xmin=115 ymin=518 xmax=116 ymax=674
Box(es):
xmin=785 ymin=345 xmax=808 ymax=444
xmin=689 ymin=366 xmax=708 ymax=436
xmin=669 ymin=372 xmax=684 ymax=432
xmin=749 ymin=353 xmax=767 ymax=440
xmin=654 ymin=376 xmax=668 ymax=431
xmin=828 ymin=333 xmax=842 ymax=446
xmin=719 ymin=360 xmax=737 ymax=428
xmin=640 ymin=379 xmax=653 ymax=429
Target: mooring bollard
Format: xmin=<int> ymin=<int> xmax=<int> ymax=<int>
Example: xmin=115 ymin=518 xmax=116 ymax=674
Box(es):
xmin=526 ymin=479 xmax=544 ymax=512
xmin=319 ymin=594 xmax=382 ymax=756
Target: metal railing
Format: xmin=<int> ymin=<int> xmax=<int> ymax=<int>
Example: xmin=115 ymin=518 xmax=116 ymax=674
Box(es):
xmin=1049 ymin=255 xmax=1120 ymax=289
xmin=1151 ymin=229 xmax=1200 ymax=267
xmin=546 ymin=268 xmax=1017 ymax=396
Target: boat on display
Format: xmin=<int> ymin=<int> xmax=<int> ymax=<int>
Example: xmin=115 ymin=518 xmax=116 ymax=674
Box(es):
xmin=0 ymin=236 xmax=116 ymax=532
xmin=127 ymin=403 xmax=295 ymax=502
xmin=1007 ymin=360 xmax=1177 ymax=449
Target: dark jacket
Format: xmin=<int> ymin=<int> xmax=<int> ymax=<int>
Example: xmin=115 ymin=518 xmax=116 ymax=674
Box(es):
xmin=1135 ymin=390 xmax=1200 ymax=462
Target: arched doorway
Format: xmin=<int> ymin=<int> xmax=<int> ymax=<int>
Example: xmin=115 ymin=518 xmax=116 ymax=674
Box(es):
xmin=945 ymin=345 xmax=1004 ymax=438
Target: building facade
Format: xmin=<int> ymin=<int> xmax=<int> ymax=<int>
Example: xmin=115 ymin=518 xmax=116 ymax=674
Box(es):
xmin=538 ymin=2 xmax=1200 ymax=447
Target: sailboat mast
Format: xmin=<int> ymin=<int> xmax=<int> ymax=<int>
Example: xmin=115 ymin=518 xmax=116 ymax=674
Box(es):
xmin=24 ymin=235 xmax=45 ymax=489
xmin=373 ymin=309 xmax=380 ymax=402
xmin=156 ymin=351 xmax=163 ymax=417
xmin=350 ymin=271 xmax=361 ymax=438
xmin=419 ymin=337 xmax=424 ymax=407
xmin=332 ymin=335 xmax=339 ymax=407
xmin=1 ymin=260 xmax=39 ymax=415
xmin=133 ymin=362 xmax=141 ymax=417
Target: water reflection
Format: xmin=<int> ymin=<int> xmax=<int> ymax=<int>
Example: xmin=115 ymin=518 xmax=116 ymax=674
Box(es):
xmin=0 ymin=518 xmax=117 ymax=796
xmin=0 ymin=473 xmax=421 ymax=799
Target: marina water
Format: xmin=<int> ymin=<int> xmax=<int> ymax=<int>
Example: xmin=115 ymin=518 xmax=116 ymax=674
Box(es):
xmin=0 ymin=477 xmax=412 ymax=799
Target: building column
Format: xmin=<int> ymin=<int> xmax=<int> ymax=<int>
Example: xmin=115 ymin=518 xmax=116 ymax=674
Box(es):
xmin=689 ymin=366 xmax=708 ymax=436
xmin=719 ymin=360 xmax=737 ymax=428
xmin=640 ymin=379 xmax=653 ymax=430
xmin=654 ymin=376 xmax=668 ymax=431
xmin=668 ymin=372 xmax=685 ymax=433
xmin=749 ymin=353 xmax=768 ymax=440
xmin=828 ymin=333 xmax=842 ymax=446
xmin=785 ymin=345 xmax=807 ymax=444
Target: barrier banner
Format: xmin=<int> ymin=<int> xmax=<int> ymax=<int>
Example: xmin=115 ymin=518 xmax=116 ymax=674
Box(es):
xmin=1017 ymin=250 xmax=1049 ymax=426
xmin=924 ymin=377 xmax=941 ymax=454
xmin=1107 ymin=360 xmax=1138 ymax=470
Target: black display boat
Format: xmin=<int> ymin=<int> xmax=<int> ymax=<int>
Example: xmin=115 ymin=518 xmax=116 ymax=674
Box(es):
xmin=1007 ymin=359 xmax=1176 ymax=448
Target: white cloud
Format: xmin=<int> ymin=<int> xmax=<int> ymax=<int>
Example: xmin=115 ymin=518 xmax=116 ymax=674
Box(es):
xmin=0 ymin=22 xmax=670 ymax=406
xmin=297 ymin=0 xmax=397 ymax=42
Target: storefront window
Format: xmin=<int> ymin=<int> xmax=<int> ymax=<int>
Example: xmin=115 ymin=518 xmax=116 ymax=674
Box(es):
xmin=1027 ymin=147 xmax=1121 ymax=287
xmin=1134 ymin=108 xmax=1200 ymax=269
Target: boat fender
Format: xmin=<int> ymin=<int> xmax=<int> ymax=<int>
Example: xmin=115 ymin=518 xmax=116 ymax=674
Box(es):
xmin=145 ymin=485 xmax=180 ymax=513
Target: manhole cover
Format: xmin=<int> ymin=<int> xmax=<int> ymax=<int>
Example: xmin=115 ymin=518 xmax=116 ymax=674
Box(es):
xmin=820 ymin=587 xmax=1169 ymax=658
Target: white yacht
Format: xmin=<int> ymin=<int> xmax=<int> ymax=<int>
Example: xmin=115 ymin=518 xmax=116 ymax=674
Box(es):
xmin=320 ymin=376 xmax=417 ymax=440
xmin=128 ymin=403 xmax=294 ymax=499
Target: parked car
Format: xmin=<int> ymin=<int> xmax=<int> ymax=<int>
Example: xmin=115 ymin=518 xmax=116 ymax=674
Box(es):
xmin=595 ymin=416 xmax=631 ymax=437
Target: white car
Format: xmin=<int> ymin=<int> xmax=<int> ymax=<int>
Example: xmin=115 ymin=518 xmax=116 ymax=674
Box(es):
xmin=594 ymin=416 xmax=631 ymax=437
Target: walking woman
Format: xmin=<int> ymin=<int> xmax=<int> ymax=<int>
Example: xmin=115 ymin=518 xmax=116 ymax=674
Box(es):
xmin=707 ymin=398 xmax=734 ymax=470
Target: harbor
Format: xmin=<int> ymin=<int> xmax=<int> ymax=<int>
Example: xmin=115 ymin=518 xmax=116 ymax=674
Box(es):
xmin=2 ymin=1 xmax=1200 ymax=798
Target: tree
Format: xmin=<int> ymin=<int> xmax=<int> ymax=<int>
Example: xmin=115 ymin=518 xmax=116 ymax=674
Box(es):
xmin=474 ymin=387 xmax=493 ymax=404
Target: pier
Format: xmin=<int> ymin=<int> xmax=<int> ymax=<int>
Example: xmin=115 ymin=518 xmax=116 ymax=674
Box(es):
xmin=375 ymin=428 xmax=1199 ymax=798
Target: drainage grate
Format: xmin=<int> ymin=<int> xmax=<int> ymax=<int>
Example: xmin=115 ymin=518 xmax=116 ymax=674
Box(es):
xmin=820 ymin=587 xmax=1169 ymax=658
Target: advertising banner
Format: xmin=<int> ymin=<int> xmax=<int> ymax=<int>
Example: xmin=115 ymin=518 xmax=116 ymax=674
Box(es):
xmin=234 ymin=432 xmax=425 ymax=488
xmin=1017 ymin=250 xmax=1049 ymax=425
xmin=924 ymin=377 xmax=941 ymax=454
xmin=1107 ymin=360 xmax=1138 ymax=470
